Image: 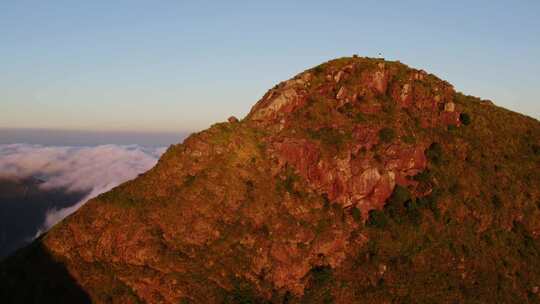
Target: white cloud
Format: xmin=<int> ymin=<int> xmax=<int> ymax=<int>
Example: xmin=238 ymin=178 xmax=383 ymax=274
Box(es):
xmin=0 ymin=143 xmax=166 ymax=235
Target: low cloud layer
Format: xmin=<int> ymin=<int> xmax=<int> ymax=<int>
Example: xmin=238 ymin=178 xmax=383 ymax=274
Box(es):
xmin=0 ymin=143 xmax=166 ymax=236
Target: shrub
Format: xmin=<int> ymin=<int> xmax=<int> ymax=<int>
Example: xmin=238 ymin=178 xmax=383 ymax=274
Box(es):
xmin=413 ymin=170 xmax=431 ymax=183
xmin=354 ymin=113 xmax=367 ymax=123
xmin=351 ymin=207 xmax=362 ymax=222
xmin=337 ymin=102 xmax=354 ymax=116
xmin=460 ymin=113 xmax=471 ymax=125
xmin=283 ymin=173 xmax=296 ymax=194
xmin=384 ymin=186 xmax=424 ymax=225
xmin=245 ymin=180 xmax=254 ymax=190
xmin=312 ymin=64 xmax=325 ymax=75
xmin=303 ymin=266 xmax=334 ymax=304
xmin=448 ymin=182 xmax=460 ymax=194
xmin=224 ymin=279 xmax=264 ymax=304
xmin=426 ymin=143 xmax=443 ymax=164
xmin=382 ymin=100 xmax=396 ymax=114
xmin=391 ymin=185 xmax=411 ymax=205
xmin=310 ymin=266 xmax=333 ymax=285
xmin=492 ymin=194 xmax=502 ymax=209
xmin=308 ymin=127 xmax=351 ymax=148
xmin=276 ymin=167 xmax=301 ymax=196
xmin=315 ymin=219 xmax=332 ymax=235
xmin=383 ymin=185 xmax=411 ymax=221
xmin=367 ymin=210 xmax=388 ymax=228
xmin=183 ymin=175 xmax=196 ymax=187
xmin=405 ymin=200 xmax=422 ymax=226
xmin=322 ymin=194 xmax=331 ymax=211
xmin=532 ymin=144 xmax=540 ymax=156
xmin=402 ymin=134 xmax=416 ymax=144
xmin=245 ymin=180 xmax=255 ymax=200
xmin=378 ymin=127 xmax=395 ymax=143
xmin=417 ymin=191 xmax=440 ymax=219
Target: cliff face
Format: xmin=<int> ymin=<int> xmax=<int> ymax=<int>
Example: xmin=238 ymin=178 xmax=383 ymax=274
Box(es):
xmin=2 ymin=57 xmax=540 ymax=303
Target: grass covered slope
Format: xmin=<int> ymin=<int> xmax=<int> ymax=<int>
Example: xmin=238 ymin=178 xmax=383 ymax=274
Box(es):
xmin=1 ymin=56 xmax=540 ymax=303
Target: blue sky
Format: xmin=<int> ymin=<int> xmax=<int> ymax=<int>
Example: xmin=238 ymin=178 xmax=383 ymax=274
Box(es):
xmin=1 ymin=0 xmax=539 ymax=133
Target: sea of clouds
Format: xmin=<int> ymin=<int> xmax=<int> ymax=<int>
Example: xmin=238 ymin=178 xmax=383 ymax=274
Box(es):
xmin=0 ymin=143 xmax=166 ymax=236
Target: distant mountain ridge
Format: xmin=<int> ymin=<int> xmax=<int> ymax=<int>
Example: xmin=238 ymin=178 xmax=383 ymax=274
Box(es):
xmin=1 ymin=56 xmax=539 ymax=303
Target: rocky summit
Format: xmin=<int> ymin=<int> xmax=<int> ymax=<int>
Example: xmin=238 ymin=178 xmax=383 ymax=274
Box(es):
xmin=1 ymin=56 xmax=540 ymax=303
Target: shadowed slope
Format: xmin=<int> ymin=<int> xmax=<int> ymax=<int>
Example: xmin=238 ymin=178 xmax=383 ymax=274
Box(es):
xmin=0 ymin=240 xmax=91 ymax=303
xmin=0 ymin=178 xmax=87 ymax=259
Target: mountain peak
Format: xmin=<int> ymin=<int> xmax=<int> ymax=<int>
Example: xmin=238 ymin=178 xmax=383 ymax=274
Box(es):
xmin=2 ymin=57 xmax=540 ymax=304
xmin=248 ymin=56 xmax=458 ymax=127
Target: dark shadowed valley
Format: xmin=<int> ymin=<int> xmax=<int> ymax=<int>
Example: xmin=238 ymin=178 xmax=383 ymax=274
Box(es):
xmin=0 ymin=177 xmax=87 ymax=259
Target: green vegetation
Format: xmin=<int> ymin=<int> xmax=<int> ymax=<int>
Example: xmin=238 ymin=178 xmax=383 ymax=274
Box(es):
xmin=351 ymin=207 xmax=362 ymax=222
xmin=532 ymin=143 xmax=540 ymax=156
xmin=354 ymin=113 xmax=367 ymax=123
xmin=413 ymin=170 xmax=431 ymax=183
xmin=378 ymin=185 xmax=428 ymax=226
xmin=312 ymin=64 xmax=325 ymax=75
xmin=460 ymin=112 xmax=471 ymax=125
xmin=416 ymin=191 xmax=440 ymax=218
xmin=183 ymin=174 xmax=196 ymax=187
xmin=308 ymin=127 xmax=352 ymax=149
xmin=367 ymin=210 xmax=388 ymax=228
xmin=378 ymin=128 xmax=395 ymax=143
xmin=302 ymin=266 xmax=335 ymax=304
xmin=425 ymin=142 xmax=443 ymax=165
xmin=208 ymin=122 xmax=235 ymax=145
xmin=390 ymin=185 xmax=410 ymax=205
xmin=283 ymin=174 xmax=296 ymax=193
xmin=401 ymin=134 xmax=416 ymax=144
xmin=315 ymin=218 xmax=332 ymax=235
xmin=381 ymin=97 xmax=396 ymax=114
xmin=224 ymin=278 xmax=269 ymax=304
xmin=492 ymin=194 xmax=502 ymax=209
xmin=100 ymin=187 xmax=142 ymax=209
xmin=276 ymin=167 xmax=303 ymax=197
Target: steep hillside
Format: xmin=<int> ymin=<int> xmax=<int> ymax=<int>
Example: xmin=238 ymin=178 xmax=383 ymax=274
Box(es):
xmin=1 ymin=56 xmax=540 ymax=303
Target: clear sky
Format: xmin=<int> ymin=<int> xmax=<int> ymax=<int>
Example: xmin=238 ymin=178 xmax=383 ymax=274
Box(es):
xmin=1 ymin=0 xmax=539 ymax=134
